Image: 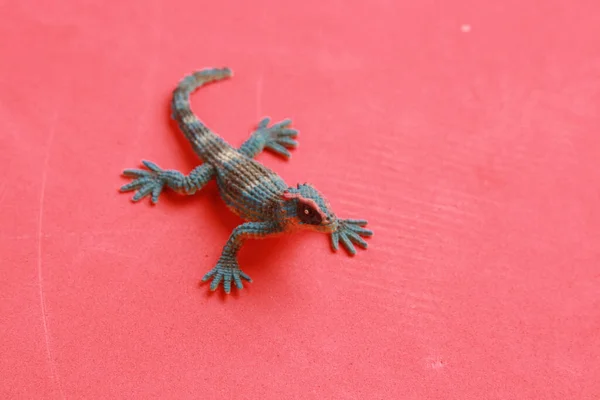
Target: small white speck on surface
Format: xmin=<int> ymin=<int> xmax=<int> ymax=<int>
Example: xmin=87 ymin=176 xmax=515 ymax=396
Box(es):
xmin=461 ymin=24 xmax=471 ymax=33
xmin=424 ymin=355 xmax=446 ymax=369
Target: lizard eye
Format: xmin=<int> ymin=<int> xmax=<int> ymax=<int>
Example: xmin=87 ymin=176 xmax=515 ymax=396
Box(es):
xmin=297 ymin=202 xmax=322 ymax=225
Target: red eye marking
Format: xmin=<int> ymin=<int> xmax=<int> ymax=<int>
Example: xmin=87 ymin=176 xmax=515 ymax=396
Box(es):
xmin=282 ymin=191 xmax=328 ymax=222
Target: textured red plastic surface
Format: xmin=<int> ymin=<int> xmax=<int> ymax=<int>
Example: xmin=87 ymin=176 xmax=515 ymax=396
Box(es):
xmin=1 ymin=0 xmax=599 ymax=399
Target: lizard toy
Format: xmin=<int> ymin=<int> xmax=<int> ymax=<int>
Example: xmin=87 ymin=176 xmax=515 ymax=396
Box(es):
xmin=120 ymin=68 xmax=373 ymax=293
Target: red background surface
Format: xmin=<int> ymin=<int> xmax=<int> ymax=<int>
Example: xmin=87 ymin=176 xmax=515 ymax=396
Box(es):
xmin=1 ymin=0 xmax=599 ymax=398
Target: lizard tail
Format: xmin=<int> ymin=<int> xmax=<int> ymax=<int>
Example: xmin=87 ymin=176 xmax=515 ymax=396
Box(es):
xmin=171 ymin=67 xmax=233 ymax=161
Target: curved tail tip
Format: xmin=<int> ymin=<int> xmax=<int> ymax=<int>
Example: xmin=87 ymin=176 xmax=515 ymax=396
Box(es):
xmin=213 ymin=67 xmax=233 ymax=77
xmin=221 ymin=67 xmax=233 ymax=77
xmin=196 ymin=67 xmax=233 ymax=80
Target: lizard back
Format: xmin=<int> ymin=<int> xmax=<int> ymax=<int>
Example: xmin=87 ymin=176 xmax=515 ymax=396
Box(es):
xmin=216 ymin=155 xmax=287 ymax=221
xmin=171 ymin=68 xmax=288 ymax=221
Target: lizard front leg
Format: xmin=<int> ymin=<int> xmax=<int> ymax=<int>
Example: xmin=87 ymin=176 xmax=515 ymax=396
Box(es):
xmin=120 ymin=161 xmax=214 ymax=204
xmin=202 ymin=221 xmax=281 ymax=293
xmin=239 ymin=117 xmax=298 ymax=159
xmin=330 ymin=219 xmax=373 ymax=255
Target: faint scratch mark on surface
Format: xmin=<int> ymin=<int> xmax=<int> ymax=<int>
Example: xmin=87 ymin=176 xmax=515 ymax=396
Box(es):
xmin=0 ymin=153 xmax=13 ymax=207
xmin=37 ymin=108 xmax=66 ymax=400
xmin=256 ymin=73 xmax=263 ymax=120
xmin=0 ymin=181 xmax=6 ymax=207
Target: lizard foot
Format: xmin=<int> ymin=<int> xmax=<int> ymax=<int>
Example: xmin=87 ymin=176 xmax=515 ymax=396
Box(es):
xmin=331 ymin=219 xmax=373 ymax=256
xmin=257 ymin=117 xmax=299 ymax=158
xmin=120 ymin=160 xmax=186 ymax=204
xmin=201 ymin=256 xmax=252 ymax=293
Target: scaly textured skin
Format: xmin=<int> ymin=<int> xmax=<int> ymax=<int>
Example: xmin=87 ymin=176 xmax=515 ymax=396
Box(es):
xmin=120 ymin=67 xmax=373 ymax=293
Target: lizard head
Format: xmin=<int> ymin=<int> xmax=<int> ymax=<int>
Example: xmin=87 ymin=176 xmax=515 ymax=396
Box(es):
xmin=281 ymin=183 xmax=338 ymax=233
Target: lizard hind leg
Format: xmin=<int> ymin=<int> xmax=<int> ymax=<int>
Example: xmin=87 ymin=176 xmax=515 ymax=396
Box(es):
xmin=239 ymin=117 xmax=299 ymax=159
xmin=120 ymin=161 xmax=215 ymax=204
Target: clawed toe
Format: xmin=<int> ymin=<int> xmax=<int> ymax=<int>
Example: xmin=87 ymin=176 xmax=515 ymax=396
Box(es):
xmin=202 ymin=264 xmax=252 ymax=294
xmin=331 ymin=219 xmax=373 ymax=255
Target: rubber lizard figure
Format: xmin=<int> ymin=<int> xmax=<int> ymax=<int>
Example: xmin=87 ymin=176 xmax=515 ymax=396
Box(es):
xmin=120 ymin=68 xmax=373 ymax=293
